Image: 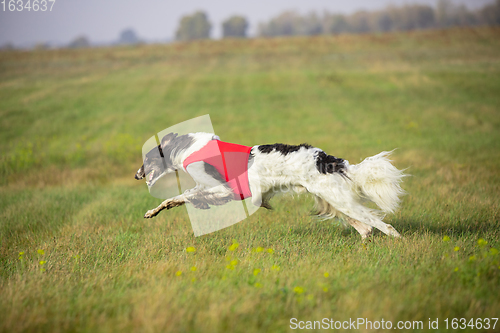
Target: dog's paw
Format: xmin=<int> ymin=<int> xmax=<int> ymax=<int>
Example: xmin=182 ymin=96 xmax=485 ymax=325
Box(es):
xmin=260 ymin=202 xmax=273 ymax=210
xmin=144 ymin=209 xmax=158 ymax=219
xmin=361 ymin=230 xmax=373 ymax=241
xmin=386 ymin=224 xmax=402 ymax=238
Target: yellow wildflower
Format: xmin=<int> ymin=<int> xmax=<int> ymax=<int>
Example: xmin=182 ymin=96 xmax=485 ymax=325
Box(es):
xmin=228 ymin=243 xmax=239 ymax=251
xmin=324 ymin=272 xmax=329 ymax=278
xmin=293 ymin=286 xmax=304 ymax=294
xmin=175 ymin=270 xmax=182 ymax=276
xmin=267 ymin=248 xmax=274 ymax=254
xmin=454 ymin=246 xmax=459 ymax=252
xmin=37 ymin=249 xmax=45 ymax=255
xmin=186 ymin=247 xmax=196 ymax=253
xmin=442 ymin=236 xmax=450 ymax=242
xmin=271 ymin=265 xmax=280 ymax=271
xmin=190 ymin=266 xmax=197 ymax=272
xmin=253 ymin=268 xmax=261 ymax=276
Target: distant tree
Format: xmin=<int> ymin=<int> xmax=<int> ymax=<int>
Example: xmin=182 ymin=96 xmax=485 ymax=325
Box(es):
xmin=436 ymin=0 xmax=457 ymax=27
xmin=300 ymin=12 xmax=323 ymax=35
xmin=323 ymin=13 xmax=349 ymax=34
xmin=453 ymin=5 xmax=478 ymax=26
xmin=258 ymin=11 xmax=302 ymax=37
xmin=387 ymin=5 xmax=435 ymax=31
xmin=0 ymin=42 xmax=15 ymax=50
xmin=348 ymin=11 xmax=371 ymax=33
xmin=375 ymin=10 xmax=394 ymax=32
xmin=175 ymin=11 xmax=212 ymax=41
xmin=118 ymin=29 xmax=140 ymax=44
xmin=409 ymin=5 xmax=435 ymax=29
xmin=479 ymin=0 xmax=500 ymax=25
xmin=222 ymin=15 xmax=249 ymax=38
xmin=68 ymin=35 xmax=90 ymax=49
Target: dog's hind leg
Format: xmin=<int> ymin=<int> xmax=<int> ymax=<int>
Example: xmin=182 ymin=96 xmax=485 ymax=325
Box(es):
xmin=257 ymin=190 xmax=275 ymax=210
xmin=341 ymin=205 xmax=401 ymax=238
xmin=312 ymin=196 xmax=374 ymax=239
xmin=308 ymin=182 xmax=400 ymax=237
xmin=346 ymin=218 xmax=373 ymax=239
xmin=311 ymin=194 xmax=400 ymax=237
xmin=144 ymin=195 xmax=186 ymax=218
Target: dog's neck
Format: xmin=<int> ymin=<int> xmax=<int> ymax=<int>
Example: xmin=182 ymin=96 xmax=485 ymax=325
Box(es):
xmin=168 ymin=132 xmax=219 ymax=171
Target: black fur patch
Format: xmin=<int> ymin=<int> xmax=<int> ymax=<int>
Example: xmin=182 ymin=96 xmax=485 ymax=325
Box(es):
xmin=316 ymin=151 xmax=346 ymax=175
xmin=203 ymin=162 xmax=226 ymax=183
xmin=258 ymin=143 xmax=313 ymax=155
xmin=160 ymin=133 xmax=195 ymax=167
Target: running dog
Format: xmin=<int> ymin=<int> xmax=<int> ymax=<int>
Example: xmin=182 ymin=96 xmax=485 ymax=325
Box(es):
xmin=135 ymin=132 xmax=406 ymax=239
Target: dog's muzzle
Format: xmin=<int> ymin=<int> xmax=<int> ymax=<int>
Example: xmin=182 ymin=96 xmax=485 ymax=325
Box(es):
xmin=135 ymin=167 xmax=145 ymax=180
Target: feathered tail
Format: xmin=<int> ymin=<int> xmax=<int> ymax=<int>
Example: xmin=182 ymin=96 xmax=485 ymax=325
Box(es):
xmin=347 ymin=151 xmax=406 ymax=213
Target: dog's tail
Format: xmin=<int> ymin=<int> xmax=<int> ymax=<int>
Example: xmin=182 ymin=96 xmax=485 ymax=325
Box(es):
xmin=347 ymin=151 xmax=406 ymax=214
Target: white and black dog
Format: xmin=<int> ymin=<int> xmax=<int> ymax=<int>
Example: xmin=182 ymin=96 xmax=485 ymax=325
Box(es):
xmin=135 ymin=132 xmax=406 ymax=239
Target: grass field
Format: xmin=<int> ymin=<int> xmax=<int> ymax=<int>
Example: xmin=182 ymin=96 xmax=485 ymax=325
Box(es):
xmin=1 ymin=27 xmax=499 ymax=332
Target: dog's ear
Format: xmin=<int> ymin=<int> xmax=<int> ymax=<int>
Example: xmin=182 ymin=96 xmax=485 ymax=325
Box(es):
xmin=160 ymin=132 xmax=178 ymax=150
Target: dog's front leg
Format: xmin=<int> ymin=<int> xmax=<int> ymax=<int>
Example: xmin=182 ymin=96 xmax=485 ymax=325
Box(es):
xmin=184 ymin=188 xmax=233 ymax=208
xmin=144 ymin=195 xmax=186 ymax=218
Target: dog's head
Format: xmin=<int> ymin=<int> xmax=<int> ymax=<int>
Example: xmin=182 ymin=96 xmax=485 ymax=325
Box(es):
xmin=135 ymin=144 xmax=167 ymax=187
xmin=135 ymin=132 xmax=195 ymax=187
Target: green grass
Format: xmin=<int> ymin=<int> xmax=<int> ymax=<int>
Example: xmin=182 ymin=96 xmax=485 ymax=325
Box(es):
xmin=1 ymin=27 xmax=499 ymax=332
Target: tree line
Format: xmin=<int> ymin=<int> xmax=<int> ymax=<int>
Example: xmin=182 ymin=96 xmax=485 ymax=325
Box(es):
xmin=9 ymin=0 xmax=496 ymax=50
xmin=175 ymin=0 xmax=500 ymax=41
xmin=258 ymin=0 xmax=500 ymax=37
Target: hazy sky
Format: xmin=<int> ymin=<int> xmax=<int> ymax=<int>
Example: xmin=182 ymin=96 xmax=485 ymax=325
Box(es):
xmin=0 ymin=0 xmax=494 ymax=46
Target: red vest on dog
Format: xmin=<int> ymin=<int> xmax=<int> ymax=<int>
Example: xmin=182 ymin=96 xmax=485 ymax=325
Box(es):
xmin=183 ymin=140 xmax=253 ymax=200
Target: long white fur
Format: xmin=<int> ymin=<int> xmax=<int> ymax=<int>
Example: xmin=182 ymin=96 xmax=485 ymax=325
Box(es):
xmin=247 ymin=145 xmax=406 ymax=238
xmin=145 ymin=132 xmax=406 ymax=238
xmin=347 ymin=151 xmax=406 ymax=213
